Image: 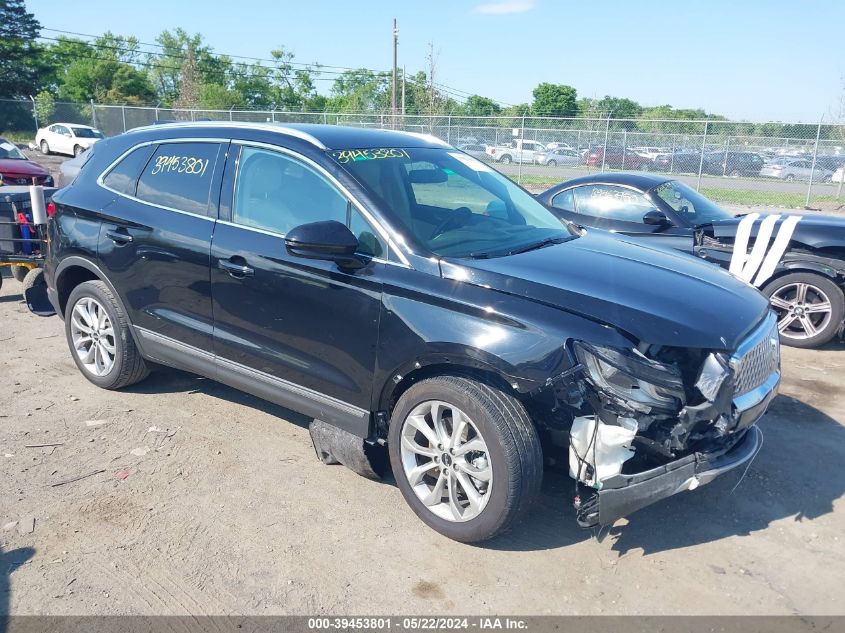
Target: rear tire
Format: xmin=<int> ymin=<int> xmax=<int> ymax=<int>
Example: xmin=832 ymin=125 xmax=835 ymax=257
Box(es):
xmin=762 ymin=272 xmax=844 ymax=348
xmin=10 ymin=265 xmax=28 ymax=283
xmin=500 ymin=155 xmax=512 ymax=164
xmin=388 ymin=375 xmax=543 ymax=543
xmin=64 ymin=280 xmax=150 ymax=389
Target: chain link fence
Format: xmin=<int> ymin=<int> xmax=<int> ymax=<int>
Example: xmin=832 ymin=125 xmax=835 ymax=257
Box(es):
xmin=3 ymin=99 xmax=845 ymax=209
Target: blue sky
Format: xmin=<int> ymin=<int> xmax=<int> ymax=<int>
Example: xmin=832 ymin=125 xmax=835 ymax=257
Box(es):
xmin=26 ymin=0 xmax=844 ymax=122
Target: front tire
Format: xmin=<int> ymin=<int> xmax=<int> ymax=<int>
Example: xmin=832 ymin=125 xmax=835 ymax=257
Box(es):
xmin=388 ymin=376 xmax=542 ymax=543
xmin=763 ymin=272 xmax=845 ymax=348
xmin=499 ymin=154 xmax=512 ymax=164
xmin=64 ymin=280 xmax=149 ymax=389
xmin=73 ymin=144 xmax=84 ymax=157
xmin=546 ymin=160 xmax=557 ymax=167
xmin=40 ymin=140 xmax=50 ymax=155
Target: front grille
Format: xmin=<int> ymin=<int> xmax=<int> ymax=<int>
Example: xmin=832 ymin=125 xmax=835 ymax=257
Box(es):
xmin=732 ymin=314 xmax=780 ymax=396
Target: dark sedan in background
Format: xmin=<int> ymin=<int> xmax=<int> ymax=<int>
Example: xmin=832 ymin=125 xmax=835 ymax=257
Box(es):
xmin=537 ymin=172 xmax=845 ymax=348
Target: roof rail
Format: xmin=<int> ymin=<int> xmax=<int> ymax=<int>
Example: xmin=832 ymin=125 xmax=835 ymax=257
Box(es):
xmin=128 ymin=120 xmax=327 ymax=150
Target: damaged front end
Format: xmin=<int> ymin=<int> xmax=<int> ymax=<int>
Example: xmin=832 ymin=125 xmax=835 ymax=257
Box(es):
xmin=555 ymin=312 xmax=780 ymax=528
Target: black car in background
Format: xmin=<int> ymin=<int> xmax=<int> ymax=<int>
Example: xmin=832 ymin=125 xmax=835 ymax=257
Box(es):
xmin=702 ymin=150 xmax=764 ymax=177
xmin=36 ymin=124 xmax=778 ymax=541
xmin=538 ymin=172 xmax=845 ymax=348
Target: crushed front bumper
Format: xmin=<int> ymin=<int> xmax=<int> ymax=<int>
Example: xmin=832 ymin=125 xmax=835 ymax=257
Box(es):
xmin=581 ymin=424 xmax=763 ymax=527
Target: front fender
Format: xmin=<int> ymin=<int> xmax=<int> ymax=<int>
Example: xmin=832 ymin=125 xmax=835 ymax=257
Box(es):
xmin=373 ymin=266 xmax=631 ymax=411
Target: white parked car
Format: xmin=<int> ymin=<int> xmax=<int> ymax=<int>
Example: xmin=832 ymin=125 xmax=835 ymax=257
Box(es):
xmin=833 ymin=167 xmax=845 ymax=183
xmin=36 ymin=123 xmax=104 ymax=157
xmin=545 ymin=141 xmax=576 ymax=151
xmin=760 ymin=158 xmax=833 ymax=182
xmin=485 ymin=139 xmax=546 ymax=164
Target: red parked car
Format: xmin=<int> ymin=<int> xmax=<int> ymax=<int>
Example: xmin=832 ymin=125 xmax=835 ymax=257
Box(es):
xmin=584 ymin=146 xmax=653 ymax=170
xmin=0 ymin=138 xmax=54 ymax=187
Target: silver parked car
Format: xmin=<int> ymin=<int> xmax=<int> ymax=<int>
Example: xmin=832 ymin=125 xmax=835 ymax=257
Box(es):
xmin=760 ymin=158 xmax=833 ymax=182
xmin=535 ymin=148 xmax=582 ymax=167
xmin=457 ymin=143 xmax=489 ymax=161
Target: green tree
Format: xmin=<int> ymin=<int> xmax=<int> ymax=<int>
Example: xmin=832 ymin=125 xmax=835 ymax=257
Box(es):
xmin=33 ymin=89 xmax=54 ymax=126
xmin=0 ymin=0 xmax=43 ymax=98
xmin=531 ymin=83 xmax=577 ymax=117
xmin=48 ymin=34 xmax=156 ymax=104
xmin=460 ymin=95 xmax=501 ymax=116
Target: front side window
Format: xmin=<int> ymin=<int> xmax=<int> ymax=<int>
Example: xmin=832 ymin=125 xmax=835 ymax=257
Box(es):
xmin=572 ymin=185 xmax=656 ymax=224
xmin=551 ymin=189 xmax=576 ymax=213
xmin=331 ymin=147 xmax=573 ymax=258
xmin=652 ymin=180 xmax=733 ymax=226
xmin=135 ymin=142 xmax=219 ymax=214
xmin=0 ymin=140 xmax=27 ymax=160
xmin=233 ymin=147 xmax=385 ymax=257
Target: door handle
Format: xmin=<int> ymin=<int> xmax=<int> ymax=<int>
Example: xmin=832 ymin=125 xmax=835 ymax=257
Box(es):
xmin=218 ymin=258 xmax=254 ymax=278
xmin=105 ymin=228 xmax=133 ymax=245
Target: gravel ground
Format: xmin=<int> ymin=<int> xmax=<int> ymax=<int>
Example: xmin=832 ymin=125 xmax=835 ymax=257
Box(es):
xmin=0 ymin=271 xmax=843 ymax=616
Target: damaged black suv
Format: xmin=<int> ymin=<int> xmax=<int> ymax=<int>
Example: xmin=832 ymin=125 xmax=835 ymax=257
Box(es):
xmin=38 ymin=123 xmax=779 ymax=542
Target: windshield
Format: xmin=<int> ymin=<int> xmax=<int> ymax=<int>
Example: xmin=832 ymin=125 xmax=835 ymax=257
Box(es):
xmin=331 ymin=147 xmax=573 ymax=258
xmin=652 ymin=180 xmax=734 ymax=226
xmin=71 ymin=127 xmax=103 ymax=139
xmin=0 ymin=141 xmax=27 ymax=160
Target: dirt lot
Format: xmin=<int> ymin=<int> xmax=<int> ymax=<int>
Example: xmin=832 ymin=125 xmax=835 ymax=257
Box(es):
xmin=0 ymin=269 xmax=844 ymax=616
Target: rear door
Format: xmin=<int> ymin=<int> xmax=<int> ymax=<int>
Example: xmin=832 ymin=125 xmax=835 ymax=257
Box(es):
xmin=209 ymin=142 xmax=386 ymax=435
xmin=97 ymin=139 xmax=226 ymax=361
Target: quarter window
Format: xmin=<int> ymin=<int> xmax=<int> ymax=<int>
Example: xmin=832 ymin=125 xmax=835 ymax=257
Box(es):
xmin=233 ymin=147 xmax=385 ymax=257
xmin=572 ymin=185 xmax=656 ymax=223
xmin=102 ymin=144 xmax=155 ymax=195
xmin=135 ymin=142 xmax=220 ymax=215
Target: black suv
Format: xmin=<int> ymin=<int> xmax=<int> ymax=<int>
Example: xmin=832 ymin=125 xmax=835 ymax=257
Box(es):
xmin=38 ymin=123 xmax=779 ymax=542
xmin=703 ymin=150 xmax=764 ymax=177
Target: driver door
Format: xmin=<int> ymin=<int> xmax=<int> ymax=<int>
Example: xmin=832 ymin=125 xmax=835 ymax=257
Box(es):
xmin=551 ymin=184 xmax=694 ymax=252
xmin=209 ymin=142 xmax=387 ymax=435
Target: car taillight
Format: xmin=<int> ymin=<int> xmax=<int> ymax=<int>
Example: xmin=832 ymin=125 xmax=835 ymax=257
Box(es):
xmin=47 ymin=201 xmax=55 ymax=217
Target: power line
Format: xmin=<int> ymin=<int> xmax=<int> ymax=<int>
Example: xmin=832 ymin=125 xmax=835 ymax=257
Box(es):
xmin=40 ymin=27 xmax=386 ymax=74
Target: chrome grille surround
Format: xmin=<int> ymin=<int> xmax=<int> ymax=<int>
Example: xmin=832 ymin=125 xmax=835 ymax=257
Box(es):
xmin=730 ymin=312 xmax=781 ymax=399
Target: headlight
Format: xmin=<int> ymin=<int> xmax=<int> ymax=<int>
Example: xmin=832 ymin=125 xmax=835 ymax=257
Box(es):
xmin=573 ymin=341 xmax=685 ymax=410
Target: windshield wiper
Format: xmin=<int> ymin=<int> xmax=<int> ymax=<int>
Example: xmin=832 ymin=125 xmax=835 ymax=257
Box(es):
xmin=507 ymin=236 xmax=572 ymax=256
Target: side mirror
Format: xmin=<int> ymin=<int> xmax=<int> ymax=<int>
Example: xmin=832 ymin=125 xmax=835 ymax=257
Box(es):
xmin=643 ymin=210 xmax=671 ymax=226
xmin=284 ymin=220 xmax=366 ymax=269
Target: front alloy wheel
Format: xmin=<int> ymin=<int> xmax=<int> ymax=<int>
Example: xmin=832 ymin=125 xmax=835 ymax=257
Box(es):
xmin=764 ymin=273 xmax=845 ymax=348
xmin=388 ymin=376 xmax=542 ymax=543
xmin=400 ymin=400 xmax=492 ymax=522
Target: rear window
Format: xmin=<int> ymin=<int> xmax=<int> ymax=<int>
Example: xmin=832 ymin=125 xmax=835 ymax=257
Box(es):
xmin=102 ymin=144 xmax=155 ymax=195
xmin=135 ymin=142 xmax=219 ymax=215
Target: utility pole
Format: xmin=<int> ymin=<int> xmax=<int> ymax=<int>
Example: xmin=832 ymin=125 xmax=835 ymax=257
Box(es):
xmin=391 ymin=18 xmax=398 ymax=125
xmin=401 ymin=65 xmax=406 ymax=116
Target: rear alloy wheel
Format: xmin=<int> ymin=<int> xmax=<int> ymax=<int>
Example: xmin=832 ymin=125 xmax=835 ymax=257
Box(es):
xmin=763 ymin=273 xmax=845 ymax=348
xmin=65 ymin=280 xmax=150 ymax=389
xmin=40 ymin=140 xmax=50 ymax=155
xmin=389 ymin=375 xmax=542 ymax=543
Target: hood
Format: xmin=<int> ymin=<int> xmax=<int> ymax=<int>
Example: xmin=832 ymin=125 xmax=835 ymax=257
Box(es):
xmin=0 ymin=158 xmax=49 ymax=177
xmin=441 ymin=230 xmax=770 ymax=351
xmin=707 ymin=213 xmax=845 ymax=250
